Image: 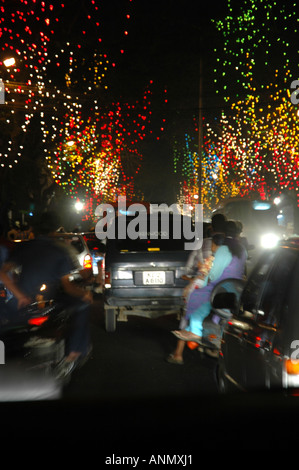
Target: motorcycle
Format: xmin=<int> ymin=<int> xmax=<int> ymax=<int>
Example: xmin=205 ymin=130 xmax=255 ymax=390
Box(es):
xmin=186 ymin=277 xmax=245 ymax=358
xmin=0 ymin=283 xmax=77 ymax=400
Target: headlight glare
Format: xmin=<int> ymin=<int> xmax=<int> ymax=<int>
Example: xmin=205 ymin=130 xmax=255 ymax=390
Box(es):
xmin=260 ymin=233 xmax=280 ymax=249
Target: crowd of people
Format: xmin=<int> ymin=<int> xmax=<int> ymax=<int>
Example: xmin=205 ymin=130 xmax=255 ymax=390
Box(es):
xmin=167 ymin=213 xmax=248 ymax=365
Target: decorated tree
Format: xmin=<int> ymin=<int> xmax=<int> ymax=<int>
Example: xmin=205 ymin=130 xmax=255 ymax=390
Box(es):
xmin=173 ymin=117 xmax=240 ymax=216
xmin=0 ymin=0 xmax=165 ymax=224
xmin=47 ymin=87 xmax=154 ymax=218
xmin=212 ymin=0 xmax=299 ymax=103
xmin=174 ymin=0 xmax=299 ymax=213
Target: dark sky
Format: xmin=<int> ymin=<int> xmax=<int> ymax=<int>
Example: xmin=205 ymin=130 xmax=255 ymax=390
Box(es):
xmin=103 ymin=0 xmax=224 ymax=107
xmin=97 ymin=0 xmax=227 ymax=203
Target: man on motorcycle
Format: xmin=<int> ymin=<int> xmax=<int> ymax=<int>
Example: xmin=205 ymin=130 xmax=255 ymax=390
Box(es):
xmin=0 ymin=211 xmax=93 ymax=377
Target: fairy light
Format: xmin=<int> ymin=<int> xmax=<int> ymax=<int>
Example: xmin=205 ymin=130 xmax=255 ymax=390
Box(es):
xmin=1 ymin=0 xmax=168 ymax=210
xmin=191 ymin=0 xmax=299 ymax=207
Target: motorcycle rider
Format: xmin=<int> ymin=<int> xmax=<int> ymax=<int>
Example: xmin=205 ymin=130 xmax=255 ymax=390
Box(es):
xmin=0 ymin=211 xmax=93 ymax=377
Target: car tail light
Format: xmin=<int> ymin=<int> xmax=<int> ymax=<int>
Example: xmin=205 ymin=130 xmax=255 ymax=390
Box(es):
xmin=28 ymin=316 xmax=49 ymax=326
xmin=83 ymin=254 xmax=92 ymax=270
xmin=105 ymin=270 xmax=111 ymax=288
xmin=283 ymin=358 xmax=299 ymax=389
xmin=285 ymin=359 xmax=299 ymax=375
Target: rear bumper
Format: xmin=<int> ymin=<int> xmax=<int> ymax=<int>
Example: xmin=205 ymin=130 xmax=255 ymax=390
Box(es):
xmin=105 ymin=286 xmax=185 ymax=308
xmin=105 ymin=296 xmax=185 ymax=308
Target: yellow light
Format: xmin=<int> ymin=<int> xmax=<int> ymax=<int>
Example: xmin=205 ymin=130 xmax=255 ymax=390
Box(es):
xmin=285 ymin=359 xmax=299 ymax=375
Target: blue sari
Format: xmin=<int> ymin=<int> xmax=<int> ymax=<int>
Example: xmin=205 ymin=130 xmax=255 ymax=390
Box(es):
xmin=185 ymin=245 xmax=233 ymax=337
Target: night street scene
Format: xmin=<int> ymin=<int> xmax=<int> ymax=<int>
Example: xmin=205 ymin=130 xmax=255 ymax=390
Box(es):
xmin=1 ymin=0 xmax=299 ymax=454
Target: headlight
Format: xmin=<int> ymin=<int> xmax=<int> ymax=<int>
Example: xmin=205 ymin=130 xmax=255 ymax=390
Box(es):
xmin=260 ymin=233 xmax=280 ymax=249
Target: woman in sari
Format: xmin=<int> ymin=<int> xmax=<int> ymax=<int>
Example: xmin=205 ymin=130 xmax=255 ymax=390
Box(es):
xmin=167 ymin=226 xmax=247 ymax=364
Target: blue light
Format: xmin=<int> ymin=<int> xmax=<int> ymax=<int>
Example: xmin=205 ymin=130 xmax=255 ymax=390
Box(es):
xmin=252 ymin=201 xmax=271 ymax=211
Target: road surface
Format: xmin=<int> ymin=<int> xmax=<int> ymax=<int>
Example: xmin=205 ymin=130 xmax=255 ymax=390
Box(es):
xmin=63 ymin=298 xmax=218 ymax=402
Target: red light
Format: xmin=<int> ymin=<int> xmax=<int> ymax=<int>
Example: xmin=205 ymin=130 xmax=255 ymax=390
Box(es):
xmin=0 ymin=289 xmax=6 ymax=298
xmin=105 ymin=271 xmax=111 ymax=285
xmin=28 ymin=316 xmax=49 ymax=326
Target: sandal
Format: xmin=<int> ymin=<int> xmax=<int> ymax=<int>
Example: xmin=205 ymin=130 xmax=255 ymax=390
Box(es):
xmin=166 ymin=354 xmax=184 ymax=365
xmin=172 ymin=330 xmax=202 ymax=343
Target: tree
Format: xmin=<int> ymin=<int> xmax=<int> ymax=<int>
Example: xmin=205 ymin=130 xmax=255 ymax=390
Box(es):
xmin=205 ymin=0 xmax=299 ymax=205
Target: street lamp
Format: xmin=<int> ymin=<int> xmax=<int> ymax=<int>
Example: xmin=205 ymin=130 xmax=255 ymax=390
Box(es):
xmin=3 ymin=57 xmax=15 ymax=68
xmin=1 ymin=57 xmax=16 ymax=103
xmin=74 ymin=200 xmax=84 ymax=212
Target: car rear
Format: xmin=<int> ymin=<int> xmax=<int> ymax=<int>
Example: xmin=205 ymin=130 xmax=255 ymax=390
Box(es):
xmin=103 ymin=214 xmax=192 ymax=331
xmin=82 ymin=232 xmax=106 ymax=289
xmin=50 ymin=233 xmax=93 ymax=280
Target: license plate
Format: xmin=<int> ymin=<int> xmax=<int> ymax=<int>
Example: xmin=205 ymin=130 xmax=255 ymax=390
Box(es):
xmin=142 ymin=271 xmax=166 ymax=285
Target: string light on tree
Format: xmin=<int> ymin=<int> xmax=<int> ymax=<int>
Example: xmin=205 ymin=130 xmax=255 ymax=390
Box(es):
xmin=0 ymin=0 xmax=168 ymax=212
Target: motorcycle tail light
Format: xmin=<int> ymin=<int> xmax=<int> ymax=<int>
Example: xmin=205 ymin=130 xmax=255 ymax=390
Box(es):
xmin=0 ymin=288 xmax=6 ymax=299
xmin=28 ymin=316 xmax=49 ymax=326
xmin=83 ymin=254 xmax=92 ymax=270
